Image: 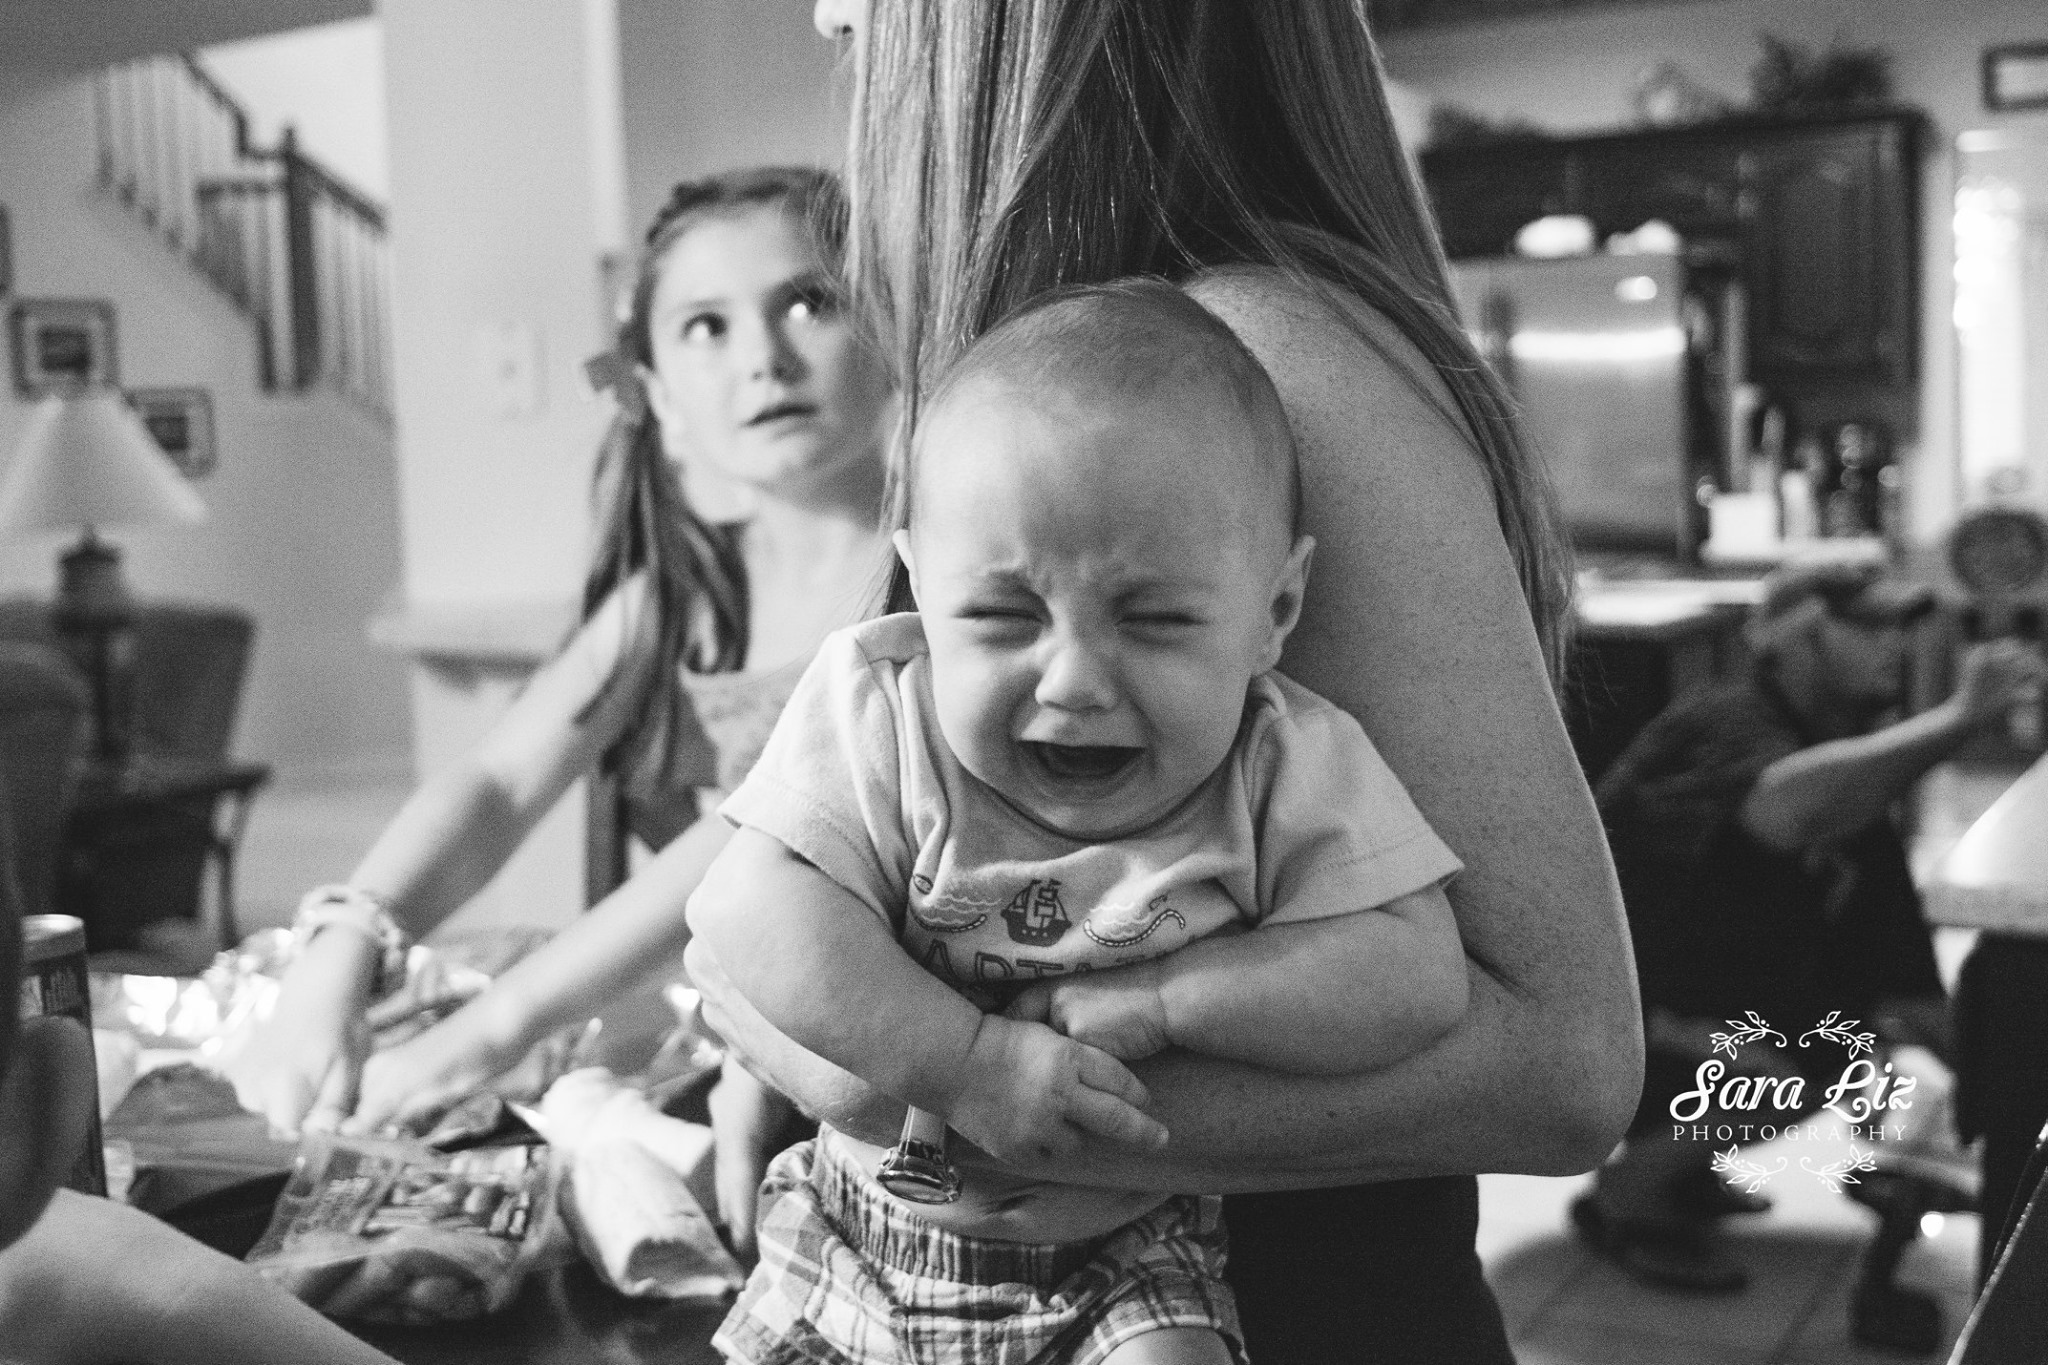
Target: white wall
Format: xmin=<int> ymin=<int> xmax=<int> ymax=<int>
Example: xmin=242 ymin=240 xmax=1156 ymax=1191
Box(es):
xmin=617 ymin=0 xmax=844 ymax=238
xmin=0 ymin=70 xmax=413 ymax=784
xmin=1380 ymin=0 xmax=2048 ymax=545
xmin=201 ymin=17 xmax=390 ymax=201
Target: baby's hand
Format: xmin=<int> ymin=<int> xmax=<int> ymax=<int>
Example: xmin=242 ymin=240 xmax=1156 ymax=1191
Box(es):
xmin=948 ymin=1014 xmax=1168 ymax=1165
xmin=1007 ymin=961 xmax=1171 ymax=1060
xmin=342 ymin=1013 xmax=512 ymax=1136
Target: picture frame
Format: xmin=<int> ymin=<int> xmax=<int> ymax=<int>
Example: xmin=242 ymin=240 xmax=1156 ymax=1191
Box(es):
xmin=8 ymin=298 xmax=117 ymax=398
xmin=1984 ymin=43 xmax=2048 ymax=113
xmin=126 ymin=387 xmax=217 ymax=479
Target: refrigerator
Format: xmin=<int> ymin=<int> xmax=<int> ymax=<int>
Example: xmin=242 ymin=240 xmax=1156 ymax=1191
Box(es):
xmin=1449 ymin=253 xmax=1744 ymax=562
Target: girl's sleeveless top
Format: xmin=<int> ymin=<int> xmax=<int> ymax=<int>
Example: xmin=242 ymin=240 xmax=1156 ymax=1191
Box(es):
xmin=616 ymin=652 xmax=813 ymax=851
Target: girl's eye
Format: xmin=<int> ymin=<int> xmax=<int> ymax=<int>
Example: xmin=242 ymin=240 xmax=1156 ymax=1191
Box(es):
xmin=1128 ymin=613 xmax=1201 ymax=631
xmin=680 ymin=314 xmax=725 ymax=343
xmin=787 ymin=288 xmax=840 ymax=323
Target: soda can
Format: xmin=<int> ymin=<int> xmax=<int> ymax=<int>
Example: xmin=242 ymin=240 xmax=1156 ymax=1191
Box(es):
xmin=20 ymin=914 xmax=107 ymax=1196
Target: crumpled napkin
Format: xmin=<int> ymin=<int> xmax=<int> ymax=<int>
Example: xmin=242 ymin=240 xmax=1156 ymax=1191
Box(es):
xmin=521 ymin=1067 xmax=745 ymax=1301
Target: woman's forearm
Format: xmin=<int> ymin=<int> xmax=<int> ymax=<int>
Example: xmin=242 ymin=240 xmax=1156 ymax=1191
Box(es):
xmin=1152 ymin=888 xmax=1467 ymax=1074
xmin=0 ymin=1193 xmax=400 ymax=1365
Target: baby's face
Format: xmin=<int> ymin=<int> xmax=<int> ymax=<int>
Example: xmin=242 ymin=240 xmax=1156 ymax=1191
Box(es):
xmin=903 ymin=383 xmax=1309 ymax=841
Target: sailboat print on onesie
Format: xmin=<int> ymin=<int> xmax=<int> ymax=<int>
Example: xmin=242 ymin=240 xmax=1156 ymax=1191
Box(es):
xmin=1002 ymin=879 xmax=1072 ymax=947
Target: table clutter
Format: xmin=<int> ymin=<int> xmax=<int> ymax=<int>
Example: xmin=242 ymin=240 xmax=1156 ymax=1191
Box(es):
xmin=77 ymin=926 xmax=742 ymax=1354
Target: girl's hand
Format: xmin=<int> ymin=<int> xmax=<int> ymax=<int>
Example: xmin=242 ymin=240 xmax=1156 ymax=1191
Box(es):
xmin=342 ymin=1009 xmax=515 ymax=1136
xmin=1007 ymin=961 xmax=1171 ymax=1061
xmin=221 ymin=934 xmax=376 ymax=1137
xmin=948 ymin=1015 xmax=1168 ymax=1165
xmin=705 ymin=1060 xmax=793 ymax=1260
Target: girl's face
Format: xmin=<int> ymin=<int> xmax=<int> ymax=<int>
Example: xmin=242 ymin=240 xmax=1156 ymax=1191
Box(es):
xmin=641 ymin=205 xmax=891 ymax=505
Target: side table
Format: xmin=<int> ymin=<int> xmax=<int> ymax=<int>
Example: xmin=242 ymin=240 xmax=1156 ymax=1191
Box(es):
xmin=63 ymin=755 xmax=272 ymax=951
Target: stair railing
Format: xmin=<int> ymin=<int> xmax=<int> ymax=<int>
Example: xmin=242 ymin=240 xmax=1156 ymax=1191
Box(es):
xmin=94 ymin=55 xmax=391 ymax=418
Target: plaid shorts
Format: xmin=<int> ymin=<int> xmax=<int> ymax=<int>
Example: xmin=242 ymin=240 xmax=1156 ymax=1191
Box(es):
xmin=712 ymin=1138 xmax=1243 ymax=1365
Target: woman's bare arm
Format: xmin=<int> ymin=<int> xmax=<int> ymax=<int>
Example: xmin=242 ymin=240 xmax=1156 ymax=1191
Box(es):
xmin=0 ymin=1192 xmax=402 ymax=1365
xmin=693 ymin=270 xmax=1640 ymax=1187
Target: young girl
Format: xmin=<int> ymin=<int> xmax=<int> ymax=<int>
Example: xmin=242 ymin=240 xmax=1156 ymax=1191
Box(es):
xmin=224 ymin=167 xmax=894 ymax=1251
xmin=690 ymin=5 xmax=1644 ymax=1359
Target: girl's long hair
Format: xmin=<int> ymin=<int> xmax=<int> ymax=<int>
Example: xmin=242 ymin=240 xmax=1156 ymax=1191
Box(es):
xmin=844 ymin=0 xmax=1573 ymax=679
xmin=583 ymin=166 xmax=849 ymax=755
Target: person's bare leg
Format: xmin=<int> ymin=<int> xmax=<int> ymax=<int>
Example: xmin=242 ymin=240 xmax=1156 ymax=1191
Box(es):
xmin=1098 ymin=1327 xmax=1235 ymax=1365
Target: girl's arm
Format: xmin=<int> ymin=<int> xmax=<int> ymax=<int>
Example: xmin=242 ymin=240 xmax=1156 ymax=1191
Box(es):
xmin=226 ymin=576 xmax=666 ymax=1135
xmin=694 ymin=270 xmax=1641 ymax=1187
xmin=344 ymin=811 xmax=734 ymax=1133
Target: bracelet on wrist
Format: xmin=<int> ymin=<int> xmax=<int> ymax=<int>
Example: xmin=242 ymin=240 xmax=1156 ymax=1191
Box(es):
xmin=292 ymin=884 xmax=410 ymax=998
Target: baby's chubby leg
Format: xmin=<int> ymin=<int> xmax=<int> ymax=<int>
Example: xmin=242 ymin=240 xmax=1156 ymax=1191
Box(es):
xmin=1098 ymin=1327 xmax=1236 ymax=1365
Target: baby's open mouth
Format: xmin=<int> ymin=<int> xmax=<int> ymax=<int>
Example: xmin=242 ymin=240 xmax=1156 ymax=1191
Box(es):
xmin=1022 ymin=742 xmax=1142 ymax=782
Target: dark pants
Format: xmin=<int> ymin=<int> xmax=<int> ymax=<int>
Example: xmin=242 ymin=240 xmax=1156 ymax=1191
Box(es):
xmin=1955 ymin=935 xmax=2048 ymax=1284
xmin=1225 ymin=1177 xmax=1514 ymax=1364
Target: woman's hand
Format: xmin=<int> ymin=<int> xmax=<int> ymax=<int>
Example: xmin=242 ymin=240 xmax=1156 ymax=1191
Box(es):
xmin=947 ymin=1015 xmax=1169 ymax=1164
xmin=221 ymin=932 xmax=378 ymax=1136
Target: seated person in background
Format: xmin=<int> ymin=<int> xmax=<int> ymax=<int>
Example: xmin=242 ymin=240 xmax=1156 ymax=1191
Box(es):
xmin=685 ymin=279 xmax=1469 ymax=1365
xmin=1578 ymin=558 xmax=2045 ymax=1297
xmin=0 ymin=910 xmax=399 ymax=1361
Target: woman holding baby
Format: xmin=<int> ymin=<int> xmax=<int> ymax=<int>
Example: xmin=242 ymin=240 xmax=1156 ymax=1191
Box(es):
xmin=231 ymin=1 xmax=1639 ymax=1360
xmin=685 ymin=2 xmax=1638 ymax=1361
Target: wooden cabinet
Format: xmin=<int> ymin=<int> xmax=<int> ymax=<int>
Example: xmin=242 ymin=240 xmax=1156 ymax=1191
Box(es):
xmin=1424 ymin=141 xmax=1574 ymax=259
xmin=1420 ymin=110 xmax=1922 ymax=393
xmin=1738 ymin=120 xmax=1916 ymax=387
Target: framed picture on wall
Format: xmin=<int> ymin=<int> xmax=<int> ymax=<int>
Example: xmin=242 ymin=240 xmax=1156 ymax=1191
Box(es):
xmin=126 ymin=387 xmax=217 ymax=478
xmin=8 ymin=298 xmax=118 ymax=397
xmin=1985 ymin=43 xmax=2048 ymax=112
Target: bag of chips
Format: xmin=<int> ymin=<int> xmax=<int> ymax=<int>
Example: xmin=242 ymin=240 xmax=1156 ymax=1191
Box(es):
xmin=245 ymin=1132 xmax=563 ymax=1325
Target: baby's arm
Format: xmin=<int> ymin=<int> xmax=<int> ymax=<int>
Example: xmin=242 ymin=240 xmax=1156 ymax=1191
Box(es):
xmin=1016 ymin=885 xmax=1466 ymax=1074
xmin=685 ymin=827 xmax=1167 ymax=1162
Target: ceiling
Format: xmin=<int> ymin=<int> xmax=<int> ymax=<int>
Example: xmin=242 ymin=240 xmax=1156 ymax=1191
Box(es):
xmin=1370 ymin=0 xmax=1708 ymax=33
xmin=0 ymin=0 xmax=372 ymax=74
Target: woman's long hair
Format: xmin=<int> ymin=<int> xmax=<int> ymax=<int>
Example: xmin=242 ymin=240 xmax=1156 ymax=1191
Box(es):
xmin=844 ymin=0 xmax=1573 ymax=679
xmin=583 ymin=166 xmax=849 ymax=758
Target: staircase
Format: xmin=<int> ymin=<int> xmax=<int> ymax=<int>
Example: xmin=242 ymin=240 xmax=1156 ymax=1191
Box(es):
xmin=93 ymin=54 xmax=391 ymax=419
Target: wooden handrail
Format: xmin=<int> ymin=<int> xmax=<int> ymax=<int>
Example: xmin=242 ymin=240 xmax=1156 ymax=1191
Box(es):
xmin=95 ymin=54 xmax=391 ymax=418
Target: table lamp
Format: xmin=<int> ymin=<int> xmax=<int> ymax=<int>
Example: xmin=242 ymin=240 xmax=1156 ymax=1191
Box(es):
xmin=0 ymin=388 xmax=207 ymax=763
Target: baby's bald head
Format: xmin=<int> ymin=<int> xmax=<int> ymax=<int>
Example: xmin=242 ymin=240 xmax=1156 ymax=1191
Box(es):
xmin=909 ymin=279 xmax=1299 ymax=562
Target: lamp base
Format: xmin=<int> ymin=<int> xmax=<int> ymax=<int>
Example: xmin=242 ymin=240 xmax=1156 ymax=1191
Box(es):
xmin=51 ymin=530 xmax=135 ymax=767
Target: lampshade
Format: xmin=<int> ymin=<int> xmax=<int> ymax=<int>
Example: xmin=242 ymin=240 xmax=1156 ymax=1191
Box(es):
xmin=0 ymin=390 xmax=206 ymax=538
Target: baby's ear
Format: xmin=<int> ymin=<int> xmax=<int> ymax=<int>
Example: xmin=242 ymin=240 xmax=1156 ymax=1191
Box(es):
xmin=1261 ymin=535 xmax=1316 ymax=670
